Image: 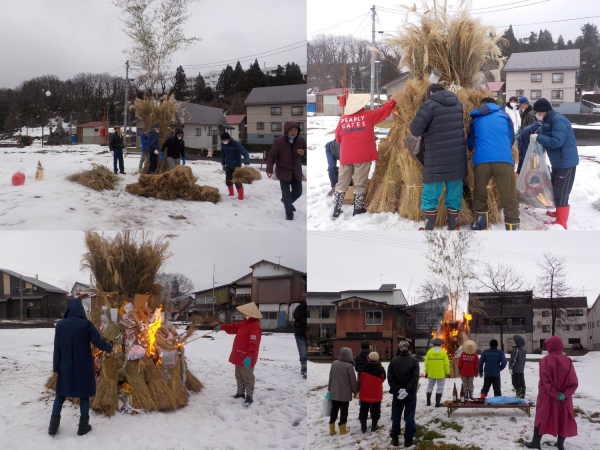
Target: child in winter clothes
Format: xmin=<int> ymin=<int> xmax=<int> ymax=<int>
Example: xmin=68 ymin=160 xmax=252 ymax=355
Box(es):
xmin=358 ymin=352 xmax=386 ymax=433
xmin=424 ymin=338 xmax=450 ymax=407
xmin=458 ymin=340 xmax=479 ymax=401
xmin=510 ymin=335 xmax=527 ymax=398
xmin=478 ymin=339 xmax=507 ymax=398
xmin=328 ymin=347 xmax=359 ymax=436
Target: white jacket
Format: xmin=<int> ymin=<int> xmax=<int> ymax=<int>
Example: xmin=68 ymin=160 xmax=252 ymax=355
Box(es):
xmin=505 ymin=105 xmax=521 ymax=135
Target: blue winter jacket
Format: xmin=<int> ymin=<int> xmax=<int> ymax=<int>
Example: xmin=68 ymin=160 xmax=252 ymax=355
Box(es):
xmin=478 ymin=348 xmax=507 ymax=378
xmin=221 ymin=139 xmax=250 ymax=169
xmin=53 ymin=299 xmax=112 ymax=398
xmin=536 ymin=109 xmax=579 ymax=169
xmin=517 ymin=122 xmax=542 ymax=174
xmin=140 ymin=133 xmax=149 ymax=153
xmin=148 ymin=130 xmax=160 ymax=152
xmin=467 ymin=103 xmax=515 ymax=166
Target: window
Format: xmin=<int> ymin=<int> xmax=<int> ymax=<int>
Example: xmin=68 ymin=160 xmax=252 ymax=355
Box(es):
xmin=552 ymin=90 xmax=563 ymax=100
xmin=531 ymin=90 xmax=542 ymax=99
xmin=597 ymin=320 xmax=599 ymax=326
xmin=297 ymin=122 xmax=304 ymax=132
xmin=195 ymin=128 xmax=201 ymax=136
xmin=292 ymin=106 xmax=303 ymax=115
xmin=397 ymin=314 xmax=405 ymax=328
xmin=594 ymin=322 xmax=597 ymax=328
xmin=568 ymin=338 xmax=581 ymax=344
xmin=531 ymin=74 xmax=542 ymax=82
xmin=542 ymin=311 xmax=550 ymax=317
xmin=257 ymin=135 xmax=264 ymax=139
xmin=365 ymin=310 xmax=383 ymax=326
xmin=516 ymin=89 xmax=524 ymax=96
xmin=257 ymin=122 xmax=264 ymax=130
xmin=574 ymin=324 xmax=583 ymax=331
xmin=552 ymin=73 xmax=564 ymax=83
xmin=321 ymin=309 xmax=330 ymax=319
xmin=271 ymin=123 xmax=282 ymax=132
xmin=306 ymin=310 xmax=310 ymax=319
xmin=271 ymin=107 xmax=282 ymax=115
xmin=563 ymin=325 xmax=571 ymax=331
xmin=568 ymin=309 xmax=584 ymax=316
xmin=542 ymin=325 xmax=550 ymax=332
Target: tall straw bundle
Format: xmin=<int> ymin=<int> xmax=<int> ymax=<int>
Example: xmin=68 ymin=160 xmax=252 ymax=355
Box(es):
xmin=166 ymin=356 xmax=189 ymax=408
xmin=66 ymin=164 xmax=119 ymax=191
xmin=365 ymin=137 xmax=391 ymax=206
xmin=124 ymin=358 xmax=158 ymax=412
xmin=45 ymin=373 xmax=57 ymax=390
xmin=185 ymin=366 xmax=204 ymax=393
xmin=141 ymin=356 xmax=179 ymax=411
xmin=91 ymin=354 xmax=120 ymax=417
xmin=102 ymin=322 xmax=125 ymax=346
xmin=81 ymin=231 xmax=173 ymax=298
xmin=232 ymin=167 xmax=262 ymax=185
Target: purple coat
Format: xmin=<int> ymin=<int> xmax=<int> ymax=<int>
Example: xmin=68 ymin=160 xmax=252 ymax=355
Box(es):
xmin=266 ymin=121 xmax=305 ymax=182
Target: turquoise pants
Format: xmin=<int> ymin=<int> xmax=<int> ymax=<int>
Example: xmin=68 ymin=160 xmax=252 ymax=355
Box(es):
xmin=420 ymin=180 xmax=463 ymax=211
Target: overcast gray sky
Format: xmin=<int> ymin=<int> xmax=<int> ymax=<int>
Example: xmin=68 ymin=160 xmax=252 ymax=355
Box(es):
xmin=308 ymin=231 xmax=600 ymax=306
xmin=0 ymin=231 xmax=306 ymax=294
xmin=308 ymin=0 xmax=598 ymax=46
xmin=0 ymin=0 xmax=307 ymax=89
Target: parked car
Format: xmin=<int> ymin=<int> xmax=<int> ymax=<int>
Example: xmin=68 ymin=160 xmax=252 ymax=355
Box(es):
xmin=571 ymin=343 xmax=584 ymax=351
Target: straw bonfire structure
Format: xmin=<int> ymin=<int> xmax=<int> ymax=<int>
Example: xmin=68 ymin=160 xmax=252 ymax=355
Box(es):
xmin=431 ymin=304 xmax=473 ymax=378
xmin=44 ymin=231 xmax=205 ymax=416
xmin=367 ymin=1 xmax=511 ymax=226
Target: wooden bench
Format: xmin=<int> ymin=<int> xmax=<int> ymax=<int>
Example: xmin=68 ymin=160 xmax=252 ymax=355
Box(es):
xmin=443 ymin=400 xmax=534 ymax=418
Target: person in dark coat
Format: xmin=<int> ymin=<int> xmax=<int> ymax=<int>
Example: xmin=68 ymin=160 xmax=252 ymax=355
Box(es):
xmin=478 ymin=339 xmax=507 ymax=398
xmin=388 ymin=340 xmax=421 ymax=448
xmin=220 ymin=132 xmax=250 ymax=200
xmin=519 ymin=97 xmax=537 ymax=131
xmin=292 ymin=300 xmax=307 ymax=378
xmin=148 ymin=124 xmax=160 ymax=174
xmin=109 ymin=125 xmax=126 ymax=175
xmin=468 ymin=97 xmax=520 ymax=230
xmin=530 ymin=98 xmax=579 ymax=229
xmin=139 ymin=131 xmax=149 ymax=170
xmin=325 ymin=139 xmax=340 ymax=196
xmin=510 ymin=335 xmax=527 ymax=398
xmin=409 ymin=83 xmax=468 ymax=231
xmin=48 ymin=298 xmax=112 ymax=436
xmin=358 ymin=352 xmax=386 ymax=433
xmin=354 ymin=340 xmax=371 ymax=377
xmin=161 ymin=128 xmax=186 ymax=169
xmin=266 ymin=121 xmax=305 ymax=220
xmin=516 ymin=122 xmax=542 ymax=175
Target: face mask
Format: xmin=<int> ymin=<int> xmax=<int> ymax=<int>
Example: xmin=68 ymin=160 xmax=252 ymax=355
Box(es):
xmin=177 ymin=136 xmax=182 ymax=140
xmin=245 ymin=315 xmax=250 ymax=320
xmin=223 ymin=140 xmax=230 ymax=145
xmin=535 ymin=113 xmax=544 ymax=121
xmin=510 ymin=102 xmax=518 ymax=108
xmin=287 ymin=134 xmax=296 ymax=140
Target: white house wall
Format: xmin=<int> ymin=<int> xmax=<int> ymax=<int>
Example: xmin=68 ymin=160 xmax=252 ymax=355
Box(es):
xmin=252 ymin=263 xmax=295 ymax=278
xmin=588 ymin=300 xmax=600 ymax=350
xmin=533 ymin=308 xmax=587 ymax=350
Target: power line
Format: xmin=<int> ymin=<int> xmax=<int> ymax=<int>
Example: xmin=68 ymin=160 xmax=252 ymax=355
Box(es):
xmin=308 ymin=12 xmax=371 ymax=36
xmin=471 ymin=0 xmax=538 ymax=11
xmin=470 ymin=0 xmax=550 ymax=14
xmin=496 ymin=15 xmax=600 ymax=28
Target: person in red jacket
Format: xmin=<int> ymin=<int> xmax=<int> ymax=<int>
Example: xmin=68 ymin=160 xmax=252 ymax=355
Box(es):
xmin=358 ymin=351 xmax=386 ymax=433
xmin=332 ymin=94 xmax=397 ymax=218
xmin=217 ymin=302 xmax=263 ymax=407
xmin=458 ymin=339 xmax=479 ymax=401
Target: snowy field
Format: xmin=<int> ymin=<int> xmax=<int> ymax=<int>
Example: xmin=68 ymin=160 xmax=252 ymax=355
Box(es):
xmin=308 ymin=353 xmax=600 ymax=450
xmin=0 ymin=328 xmax=306 ymax=450
xmin=0 ymin=142 xmax=306 ymax=230
xmin=308 ymin=116 xmax=600 ymax=231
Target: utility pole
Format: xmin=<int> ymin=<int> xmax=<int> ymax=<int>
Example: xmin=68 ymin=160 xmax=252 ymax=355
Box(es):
xmin=69 ymin=113 xmax=72 ymax=143
xmin=19 ymin=276 xmax=23 ymax=320
xmin=370 ymin=5 xmax=376 ymax=110
xmin=212 ymin=264 xmax=216 ymax=318
xmin=124 ymin=60 xmax=130 ymax=146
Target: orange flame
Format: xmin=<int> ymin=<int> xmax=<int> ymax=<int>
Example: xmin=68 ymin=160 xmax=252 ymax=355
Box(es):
xmin=146 ymin=307 xmax=162 ymax=358
xmin=431 ymin=306 xmax=472 ymax=357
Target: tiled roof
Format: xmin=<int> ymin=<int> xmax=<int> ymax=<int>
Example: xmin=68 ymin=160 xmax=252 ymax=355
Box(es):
xmin=504 ymin=49 xmax=580 ymax=72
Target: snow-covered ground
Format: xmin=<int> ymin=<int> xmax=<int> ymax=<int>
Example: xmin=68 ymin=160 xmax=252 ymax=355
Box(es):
xmin=0 ymin=142 xmax=306 ymax=230
xmin=308 ymin=116 xmax=600 ymax=230
xmin=308 ymin=353 xmax=600 ymax=450
xmin=0 ymin=328 xmax=306 ymax=450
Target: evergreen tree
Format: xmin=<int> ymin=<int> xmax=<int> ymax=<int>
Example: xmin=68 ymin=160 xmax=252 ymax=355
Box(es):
xmin=231 ymin=61 xmax=245 ymax=93
xmin=238 ymin=59 xmax=269 ymax=93
xmin=270 ymin=65 xmax=285 ymax=86
xmin=201 ymin=86 xmax=214 ymax=103
xmin=216 ymin=64 xmax=235 ymax=97
xmin=284 ymin=62 xmax=305 ymax=85
xmin=171 ymin=65 xmax=188 ymax=101
xmin=537 ymin=29 xmax=555 ymax=51
xmin=567 ymin=39 xmax=575 ymax=49
xmin=557 ymin=35 xmax=566 ymax=50
xmin=579 ymin=23 xmax=600 ymax=87
xmin=526 ymin=31 xmax=538 ymax=51
xmin=500 ymin=25 xmax=522 ymax=57
xmin=193 ymin=73 xmax=206 ymax=102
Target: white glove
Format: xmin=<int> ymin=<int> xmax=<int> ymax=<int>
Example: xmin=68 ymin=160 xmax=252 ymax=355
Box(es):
xmin=530 ymin=134 xmax=538 ymax=142
xmin=245 ymin=164 xmax=250 ymax=167
xmin=398 ymin=388 xmax=408 ymax=400
xmin=110 ymin=151 xmax=114 ymax=156
xmin=154 ymin=149 xmax=159 ymax=155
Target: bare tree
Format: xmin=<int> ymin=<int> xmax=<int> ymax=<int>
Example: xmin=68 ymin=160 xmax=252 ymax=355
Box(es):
xmin=156 ymin=272 xmax=195 ymax=310
xmin=475 ymin=261 xmax=529 ymax=352
xmin=416 ymin=280 xmax=448 ymax=348
xmin=537 ymin=253 xmax=572 ymax=336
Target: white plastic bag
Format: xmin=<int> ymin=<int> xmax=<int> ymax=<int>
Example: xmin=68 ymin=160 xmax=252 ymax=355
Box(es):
xmin=128 ymin=345 xmax=146 ymax=360
xmin=321 ymin=397 xmax=332 ymax=417
xmin=516 ymin=140 xmax=555 ymax=209
xmin=398 ymin=388 xmax=408 ymax=400
xmin=161 ymin=349 xmax=177 ymax=367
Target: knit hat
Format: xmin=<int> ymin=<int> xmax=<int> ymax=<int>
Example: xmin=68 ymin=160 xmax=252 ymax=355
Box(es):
xmin=518 ymin=97 xmax=529 ymax=105
xmin=462 ymin=340 xmax=477 ymax=355
xmin=114 ymin=125 xmax=121 ymax=130
xmin=344 ymin=94 xmax=371 ymax=115
xmin=533 ymin=98 xmax=552 ymax=112
xmin=153 ymin=123 xmax=160 ymax=128
xmin=221 ymin=132 xmax=231 ymax=140
xmin=361 ymin=340 xmax=371 ymax=349
xmin=431 ymin=338 xmax=445 ymax=346
xmin=368 ymin=351 xmax=380 ymax=362
xmin=398 ymin=341 xmax=410 ymax=352
xmin=490 ymin=339 xmax=498 ymax=348
xmin=236 ymin=302 xmax=263 ymax=319
xmin=481 ymin=97 xmax=496 ymax=104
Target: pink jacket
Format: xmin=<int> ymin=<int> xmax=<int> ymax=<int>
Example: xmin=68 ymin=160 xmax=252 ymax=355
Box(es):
xmin=534 ymin=336 xmax=578 ymax=437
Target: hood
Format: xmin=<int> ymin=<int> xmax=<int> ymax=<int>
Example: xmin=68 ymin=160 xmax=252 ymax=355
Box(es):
xmin=470 ymin=102 xmax=501 ymax=118
xmin=284 ymin=121 xmax=300 ymax=138
xmin=175 ymin=128 xmax=184 ymax=136
xmin=545 ymin=335 xmax=564 ymax=354
xmin=63 ymin=298 xmax=87 ymax=319
xmin=430 ymin=90 xmax=459 ymax=107
xmin=513 ymin=335 xmax=526 ymax=347
xmin=338 ymin=347 xmax=354 ymax=363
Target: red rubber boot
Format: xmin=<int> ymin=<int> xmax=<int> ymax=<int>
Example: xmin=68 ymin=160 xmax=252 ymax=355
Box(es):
xmin=227 ymin=185 xmax=235 ymax=196
xmin=237 ymin=187 xmax=244 ymax=200
xmin=546 ymin=210 xmax=557 ymax=218
xmin=544 ymin=205 xmax=569 ymax=229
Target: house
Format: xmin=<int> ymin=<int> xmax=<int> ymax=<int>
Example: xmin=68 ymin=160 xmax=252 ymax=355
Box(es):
xmin=487 ymin=81 xmax=505 ymax=98
xmin=380 ymin=73 xmax=411 ymax=97
xmin=192 ymin=284 xmax=237 ymax=323
xmin=332 ymin=296 xmax=410 ymax=360
xmin=315 ymin=88 xmax=356 ymax=116
xmin=468 ymin=290 xmax=535 ymax=353
xmin=406 ymin=296 xmax=449 ymax=355
xmin=587 ymin=294 xmax=600 ymax=350
xmin=244 ymin=84 xmax=307 ymax=145
xmin=533 ymin=297 xmax=588 ymax=350
xmin=201 ymin=70 xmax=221 ymax=89
xmin=76 ymin=121 xmax=107 ymax=145
xmin=307 ymin=291 xmax=339 ymax=340
xmin=341 ymin=284 xmax=407 ymax=306
xmin=225 ymin=115 xmax=247 ymax=142
xmin=307 ymin=94 xmax=316 ymax=115
xmin=503 ymin=49 xmax=582 ymax=114
xmin=70 ymin=282 xmax=92 ymax=297
xmin=0 ymin=269 xmax=68 ymax=320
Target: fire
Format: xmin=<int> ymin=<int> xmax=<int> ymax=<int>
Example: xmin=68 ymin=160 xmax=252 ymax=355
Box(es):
xmin=430 ymin=305 xmax=472 ymax=358
xmin=146 ymin=307 xmax=163 ymax=358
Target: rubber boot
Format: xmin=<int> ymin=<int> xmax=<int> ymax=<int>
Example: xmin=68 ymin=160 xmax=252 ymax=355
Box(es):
xmin=405 ymin=436 xmax=421 ymax=448
xmin=544 ymin=205 xmax=569 ymax=229
xmin=332 ymin=192 xmax=344 ymax=219
xmin=505 ymin=218 xmax=520 ymax=230
xmin=236 ymin=186 xmax=244 ymax=200
xmin=48 ymin=415 xmax=60 ymax=436
xmin=227 ymin=185 xmax=235 ymax=196
xmin=419 ymin=209 xmax=437 ymax=230
xmin=327 ymin=185 xmax=335 ymax=196
xmin=353 ymin=193 xmax=367 ymax=216
xmin=524 ymin=426 xmax=542 ymax=449
xmin=329 ymin=423 xmax=336 ymax=436
xmin=339 ymin=423 xmax=349 ymax=435
xmin=390 ymin=435 xmax=399 ymax=446
xmin=447 ymin=207 xmax=460 ymax=230
xmin=426 ymin=392 xmax=432 ymax=406
xmin=360 ymin=419 xmax=367 ymax=433
xmin=77 ymin=416 xmax=92 ymax=436
xmin=555 ymin=436 xmax=565 ymax=450
xmin=472 ymin=209 xmax=489 ymax=230
xmin=435 ymin=393 xmax=443 ymax=407
xmin=243 ymin=385 xmax=254 ymax=407
xmin=546 ymin=210 xmax=557 ymax=218
xmin=233 ymin=382 xmax=245 ymax=399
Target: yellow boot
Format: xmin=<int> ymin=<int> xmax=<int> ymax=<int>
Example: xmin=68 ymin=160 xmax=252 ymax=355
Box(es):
xmin=339 ymin=423 xmax=349 ymax=435
xmin=329 ymin=423 xmax=336 ymax=435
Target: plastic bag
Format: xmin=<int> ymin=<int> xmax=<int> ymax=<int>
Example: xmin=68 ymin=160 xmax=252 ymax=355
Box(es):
xmin=321 ymin=397 xmax=332 ymax=417
xmin=516 ymin=140 xmax=555 ymax=209
xmin=12 ymin=171 xmax=25 ymax=186
xmin=128 ymin=345 xmax=146 ymax=360
xmin=485 ymin=396 xmax=529 ymax=406
xmin=161 ymin=349 xmax=177 ymax=367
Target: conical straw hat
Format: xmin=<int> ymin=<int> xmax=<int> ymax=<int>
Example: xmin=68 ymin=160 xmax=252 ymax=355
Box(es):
xmin=236 ymin=302 xmax=263 ymax=319
xmin=344 ymin=94 xmax=371 ymax=115
xmin=462 ymin=340 xmax=477 ymax=355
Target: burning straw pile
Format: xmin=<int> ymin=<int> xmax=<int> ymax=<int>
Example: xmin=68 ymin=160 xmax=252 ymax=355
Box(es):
xmin=125 ymin=166 xmax=221 ymax=203
xmin=44 ymin=231 xmax=205 ymax=416
xmin=367 ymin=1 xmax=509 ymax=227
xmin=66 ymin=164 xmax=119 ymax=191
